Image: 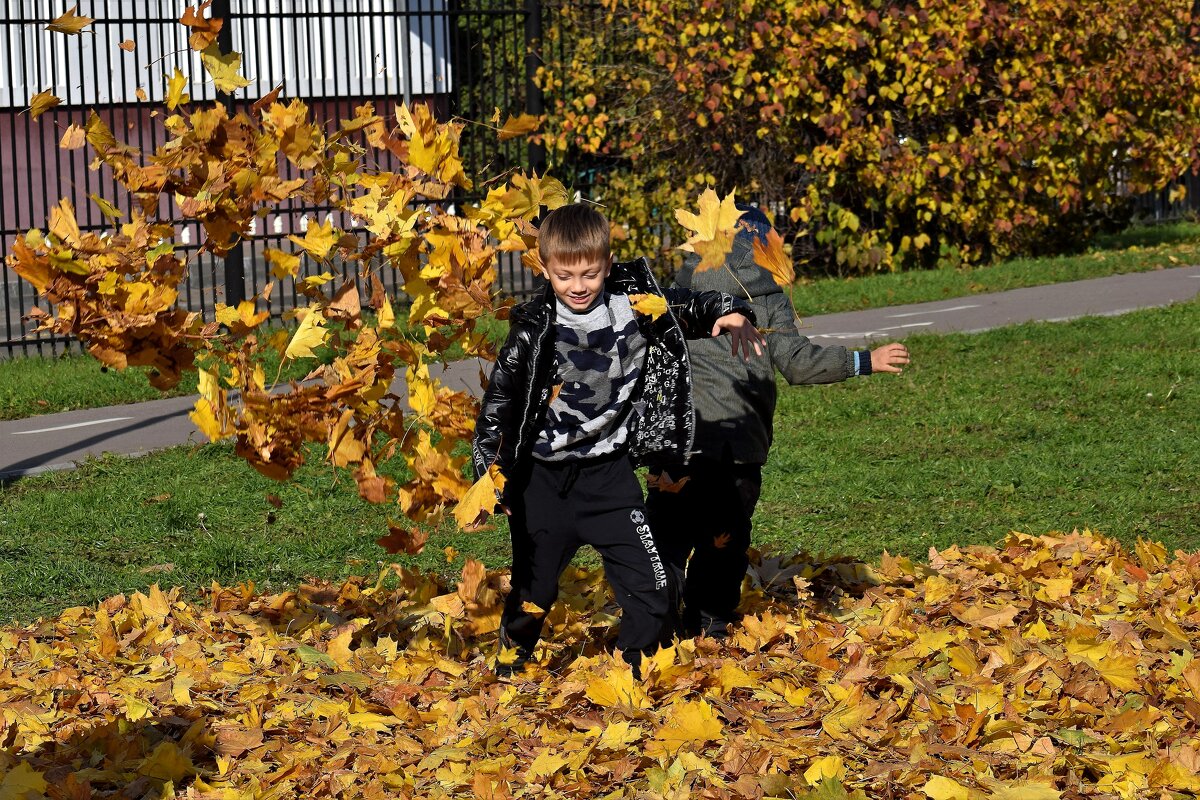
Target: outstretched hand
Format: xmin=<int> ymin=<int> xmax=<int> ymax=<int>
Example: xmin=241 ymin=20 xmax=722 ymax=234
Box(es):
xmin=870 ymin=342 xmax=911 ymax=374
xmin=712 ymin=313 xmax=766 ymax=360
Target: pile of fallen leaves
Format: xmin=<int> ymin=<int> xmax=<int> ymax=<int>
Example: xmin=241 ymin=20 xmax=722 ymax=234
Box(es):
xmin=2 ymin=529 xmax=1198 ymax=799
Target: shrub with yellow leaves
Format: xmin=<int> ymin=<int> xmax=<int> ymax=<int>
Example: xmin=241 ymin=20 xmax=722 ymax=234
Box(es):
xmin=540 ymin=0 xmax=1200 ymax=275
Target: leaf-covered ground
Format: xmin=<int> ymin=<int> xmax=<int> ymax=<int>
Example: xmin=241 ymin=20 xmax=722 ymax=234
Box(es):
xmin=1 ymin=530 xmax=1198 ymax=799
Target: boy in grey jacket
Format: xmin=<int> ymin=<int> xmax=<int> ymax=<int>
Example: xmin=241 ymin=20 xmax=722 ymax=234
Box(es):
xmin=645 ymin=206 xmax=910 ymax=638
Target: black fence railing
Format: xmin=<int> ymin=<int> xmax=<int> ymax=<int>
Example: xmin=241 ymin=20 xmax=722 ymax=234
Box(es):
xmin=5 ymin=3 xmax=1200 ymax=358
xmin=1132 ymin=172 xmax=1200 ymax=224
xmin=1 ymin=0 xmax=545 ymax=357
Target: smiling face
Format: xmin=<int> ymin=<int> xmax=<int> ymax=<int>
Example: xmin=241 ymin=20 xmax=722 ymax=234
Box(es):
xmin=546 ymin=255 xmax=611 ymax=313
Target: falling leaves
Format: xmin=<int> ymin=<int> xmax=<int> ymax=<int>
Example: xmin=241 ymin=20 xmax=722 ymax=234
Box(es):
xmin=165 ymin=67 xmax=190 ymax=110
xmin=647 ymin=469 xmax=691 ymax=493
xmin=376 ymin=523 xmax=430 ymax=555
xmin=498 ymin=112 xmax=542 ymax=141
xmin=453 ymin=463 xmax=507 ymax=530
xmin=628 ymin=292 xmax=668 ymax=321
xmin=288 ymin=219 xmax=339 ymax=260
xmin=675 ymin=188 xmax=744 ymax=271
xmin=46 ymin=5 xmax=93 ymax=35
xmin=283 ymin=308 xmax=328 ymax=360
xmin=27 ymin=89 xmax=60 ymax=119
xmin=58 ymin=123 xmax=86 ymax=149
xmin=180 ymin=1 xmax=222 ymax=51
xmin=200 ymin=43 xmax=251 ymax=93
xmin=752 ymin=225 xmax=796 ymax=287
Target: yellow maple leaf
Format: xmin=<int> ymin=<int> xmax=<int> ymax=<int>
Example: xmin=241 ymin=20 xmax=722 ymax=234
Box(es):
xmin=189 ymin=398 xmax=227 ymax=441
xmin=378 ymin=295 xmax=396 ymax=329
xmin=752 ymin=226 xmax=795 ymax=287
xmin=922 ymin=775 xmax=970 ymax=800
xmin=47 ymin=5 xmax=93 ymax=34
xmin=200 ymin=43 xmax=252 ymax=94
xmin=89 ymin=193 xmax=123 ymax=221
xmin=284 ymin=308 xmax=328 ymax=360
xmin=264 ymin=248 xmax=301 ymax=280
xmin=326 ymin=628 xmax=355 ymax=669
xmin=140 ymin=740 xmax=195 ymax=782
xmin=979 ymin=781 xmax=1062 ymax=800
xmin=804 ymin=756 xmax=845 ymax=786
xmin=48 ymin=198 xmax=81 ymax=245
xmin=648 ymin=698 xmax=723 ymax=755
xmin=527 ymin=749 xmax=569 ymax=781
xmin=500 ymin=173 xmax=569 ymax=220
xmin=628 ymin=293 xmax=668 ymax=321
xmin=521 ymin=600 xmax=547 ymax=617
xmin=453 ymin=463 xmax=507 ymax=530
xmin=28 ymin=89 xmax=61 ymax=119
xmin=585 ymin=661 xmax=653 ymax=711
xmin=165 ymin=68 xmax=190 ymax=110
xmin=289 ymin=219 xmax=338 ymax=260
xmin=301 ymin=271 xmax=335 ymax=289
xmin=0 ymin=762 xmax=48 ymax=797
xmin=499 ymin=112 xmax=542 ymax=141
xmin=675 ymin=189 xmax=744 ymax=271
xmin=59 ymin=123 xmax=86 ymax=149
xmin=594 ymin=719 xmax=644 ymax=750
xmin=821 ymin=685 xmax=873 ymax=739
xmin=950 ymin=601 xmax=1020 ymax=630
xmin=215 ymin=300 xmax=268 ymax=331
xmin=406 ymin=363 xmax=438 ymax=418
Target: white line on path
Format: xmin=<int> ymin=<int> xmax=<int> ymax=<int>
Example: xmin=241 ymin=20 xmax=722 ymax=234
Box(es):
xmin=887 ymin=304 xmax=981 ymax=318
xmin=11 ymin=417 xmax=134 ymax=435
xmin=811 ymin=321 xmax=937 ymax=340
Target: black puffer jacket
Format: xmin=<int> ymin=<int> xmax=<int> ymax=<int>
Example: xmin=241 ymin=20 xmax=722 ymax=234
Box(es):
xmin=472 ymin=257 xmax=755 ymax=485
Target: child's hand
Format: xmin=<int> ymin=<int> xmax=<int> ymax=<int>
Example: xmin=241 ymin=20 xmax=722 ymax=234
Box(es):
xmin=712 ymin=313 xmax=766 ymax=360
xmin=870 ymin=343 xmax=910 ymax=374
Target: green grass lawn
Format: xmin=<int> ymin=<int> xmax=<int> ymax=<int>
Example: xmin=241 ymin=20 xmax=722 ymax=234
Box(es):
xmin=2 ymin=298 xmax=1196 ymax=622
xmin=0 ymin=313 xmax=510 ymax=421
xmin=788 ymin=220 xmax=1200 ymax=314
xmin=4 ymin=221 xmax=1198 ymax=421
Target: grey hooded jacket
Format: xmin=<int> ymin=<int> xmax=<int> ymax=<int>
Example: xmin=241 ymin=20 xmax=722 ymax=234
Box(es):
xmin=674 ymin=223 xmax=859 ymax=465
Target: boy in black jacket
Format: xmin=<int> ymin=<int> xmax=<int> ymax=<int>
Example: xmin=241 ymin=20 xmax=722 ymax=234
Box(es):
xmin=472 ymin=203 xmax=764 ymax=675
xmin=646 ymin=206 xmax=910 ymax=638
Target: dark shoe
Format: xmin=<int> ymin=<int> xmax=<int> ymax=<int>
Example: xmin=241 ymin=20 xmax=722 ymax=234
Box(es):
xmin=698 ymin=612 xmax=736 ymax=640
xmin=494 ymin=627 xmax=532 ymax=676
xmin=493 ymin=653 xmax=530 ymax=677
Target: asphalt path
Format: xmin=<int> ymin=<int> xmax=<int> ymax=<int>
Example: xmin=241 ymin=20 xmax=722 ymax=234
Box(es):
xmin=3 ymin=265 xmax=1198 ymax=479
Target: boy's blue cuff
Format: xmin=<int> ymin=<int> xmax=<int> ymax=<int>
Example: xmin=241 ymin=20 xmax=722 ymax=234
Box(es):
xmin=855 ymin=350 xmax=873 ymax=377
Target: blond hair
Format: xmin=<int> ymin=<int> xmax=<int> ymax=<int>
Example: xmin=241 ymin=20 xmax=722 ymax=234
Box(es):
xmin=537 ymin=203 xmax=611 ymax=268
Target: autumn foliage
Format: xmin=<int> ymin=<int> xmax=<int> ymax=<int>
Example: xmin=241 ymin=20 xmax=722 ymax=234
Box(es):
xmin=539 ymin=0 xmax=1200 ymax=274
xmin=8 ymin=6 xmax=576 ymax=548
xmin=1 ymin=530 xmax=1198 ymax=797
xmin=9 ymin=6 xmax=795 ymax=542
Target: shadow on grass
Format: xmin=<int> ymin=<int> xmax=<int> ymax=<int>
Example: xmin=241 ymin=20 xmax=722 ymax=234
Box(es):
xmin=1094 ymin=220 xmax=1200 ymax=250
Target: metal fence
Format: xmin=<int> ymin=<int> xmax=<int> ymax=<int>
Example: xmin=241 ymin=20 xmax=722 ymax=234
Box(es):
xmin=1132 ymin=172 xmax=1200 ymax=224
xmin=1 ymin=0 xmax=544 ymax=357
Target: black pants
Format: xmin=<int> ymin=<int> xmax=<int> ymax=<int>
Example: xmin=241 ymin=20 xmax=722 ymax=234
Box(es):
xmin=645 ymin=457 xmax=762 ymax=635
xmin=502 ymin=453 xmax=671 ymax=667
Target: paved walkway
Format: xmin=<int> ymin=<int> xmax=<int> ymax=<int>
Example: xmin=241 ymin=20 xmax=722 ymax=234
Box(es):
xmin=3 ymin=266 xmax=1198 ymax=479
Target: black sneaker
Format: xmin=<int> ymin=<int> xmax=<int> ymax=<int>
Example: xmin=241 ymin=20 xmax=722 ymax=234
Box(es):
xmin=494 ymin=627 xmax=532 ymax=676
xmin=698 ymin=612 xmax=735 ymax=640
xmin=493 ymin=651 xmax=531 ymax=677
